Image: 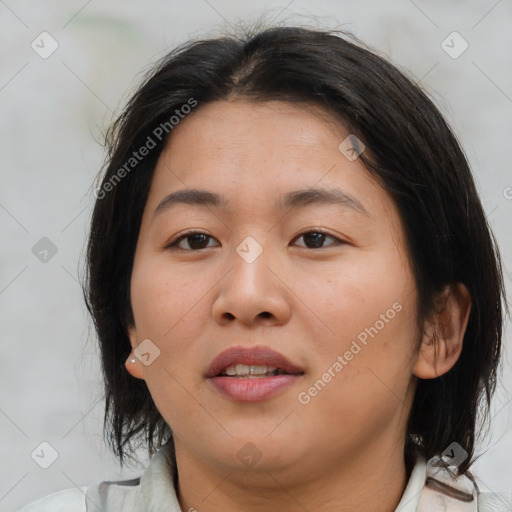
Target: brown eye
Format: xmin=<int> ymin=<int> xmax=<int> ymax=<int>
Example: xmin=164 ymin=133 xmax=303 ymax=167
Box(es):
xmin=167 ymin=232 xmax=218 ymax=251
xmin=293 ymin=231 xmax=342 ymax=249
xmin=166 ymin=230 xmax=343 ymax=251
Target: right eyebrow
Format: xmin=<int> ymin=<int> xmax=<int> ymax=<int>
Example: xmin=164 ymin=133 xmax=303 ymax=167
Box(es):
xmin=153 ymin=189 xmax=227 ymax=220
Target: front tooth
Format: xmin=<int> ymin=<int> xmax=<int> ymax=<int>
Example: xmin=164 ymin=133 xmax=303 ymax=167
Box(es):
xmin=223 ymin=364 xmax=279 ymax=376
xmin=235 ymin=364 xmax=251 ymax=375
xmin=249 ymin=365 xmax=269 ymax=375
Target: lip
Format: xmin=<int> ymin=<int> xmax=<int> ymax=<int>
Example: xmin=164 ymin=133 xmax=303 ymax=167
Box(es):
xmin=206 ymin=345 xmax=305 ymax=402
xmin=206 ymin=345 xmax=304 ymax=378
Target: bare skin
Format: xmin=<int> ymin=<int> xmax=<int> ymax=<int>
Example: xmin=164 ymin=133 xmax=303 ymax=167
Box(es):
xmin=125 ymin=99 xmax=471 ymax=512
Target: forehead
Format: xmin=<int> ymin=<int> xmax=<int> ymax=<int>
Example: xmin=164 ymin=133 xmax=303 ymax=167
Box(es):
xmin=164 ymin=99 xmax=349 ymax=163
xmin=145 ymin=99 xmax=395 ymax=222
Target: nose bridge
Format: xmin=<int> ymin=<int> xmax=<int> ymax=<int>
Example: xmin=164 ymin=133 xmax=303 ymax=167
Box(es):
xmin=235 ymin=233 xmax=267 ymax=266
xmin=211 ymin=232 xmax=291 ymax=325
xmin=230 ymin=233 xmax=273 ymax=295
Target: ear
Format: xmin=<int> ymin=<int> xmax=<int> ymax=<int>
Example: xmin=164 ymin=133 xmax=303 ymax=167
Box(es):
xmin=124 ymin=325 xmax=145 ymax=380
xmin=413 ymin=283 xmax=471 ymax=379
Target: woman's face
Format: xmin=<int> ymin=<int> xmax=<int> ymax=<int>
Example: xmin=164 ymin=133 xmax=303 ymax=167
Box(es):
xmin=127 ymin=99 xmax=423 ymax=476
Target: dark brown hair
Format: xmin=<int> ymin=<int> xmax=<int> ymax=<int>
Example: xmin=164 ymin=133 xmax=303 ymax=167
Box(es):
xmin=83 ymin=24 xmax=506 ymax=476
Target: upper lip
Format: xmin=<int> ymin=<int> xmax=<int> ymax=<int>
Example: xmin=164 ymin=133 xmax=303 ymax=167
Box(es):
xmin=206 ymin=345 xmax=305 ymax=378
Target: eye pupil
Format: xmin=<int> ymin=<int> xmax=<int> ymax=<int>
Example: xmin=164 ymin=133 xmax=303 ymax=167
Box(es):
xmin=170 ymin=230 xmax=338 ymax=251
xmin=188 ymin=233 xmax=209 ymax=249
xmin=303 ymin=232 xmax=326 ymax=248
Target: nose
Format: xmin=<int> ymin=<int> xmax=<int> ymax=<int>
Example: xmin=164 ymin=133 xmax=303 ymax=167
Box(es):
xmin=211 ymin=242 xmax=292 ymax=327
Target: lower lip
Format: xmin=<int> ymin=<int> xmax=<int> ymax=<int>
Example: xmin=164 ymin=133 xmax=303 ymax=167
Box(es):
xmin=208 ymin=374 xmax=302 ymax=402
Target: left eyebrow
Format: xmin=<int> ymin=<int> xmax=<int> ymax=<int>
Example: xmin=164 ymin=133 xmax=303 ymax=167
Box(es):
xmin=280 ymin=187 xmax=371 ymax=217
xmin=152 ymin=186 xmax=371 ymax=220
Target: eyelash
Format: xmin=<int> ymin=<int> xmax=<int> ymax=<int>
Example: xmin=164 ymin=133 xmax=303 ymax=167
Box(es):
xmin=165 ymin=229 xmax=345 ymax=251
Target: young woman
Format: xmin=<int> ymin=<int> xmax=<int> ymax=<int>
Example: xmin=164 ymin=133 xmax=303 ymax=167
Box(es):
xmin=20 ymin=25 xmax=511 ymax=512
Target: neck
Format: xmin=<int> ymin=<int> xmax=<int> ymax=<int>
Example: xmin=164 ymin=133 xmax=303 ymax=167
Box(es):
xmin=173 ymin=440 xmax=412 ymax=512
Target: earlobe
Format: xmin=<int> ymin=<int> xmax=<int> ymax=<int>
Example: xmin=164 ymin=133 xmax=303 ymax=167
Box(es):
xmin=125 ymin=354 xmax=145 ymax=379
xmin=413 ymin=283 xmax=471 ymax=379
xmin=125 ymin=325 xmax=145 ymax=380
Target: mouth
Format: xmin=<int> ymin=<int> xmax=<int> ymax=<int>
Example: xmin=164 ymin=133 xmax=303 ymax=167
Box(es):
xmin=206 ymin=345 xmax=305 ymax=402
xmin=206 ymin=345 xmax=305 ymax=379
xmin=218 ymin=364 xmax=294 ymax=378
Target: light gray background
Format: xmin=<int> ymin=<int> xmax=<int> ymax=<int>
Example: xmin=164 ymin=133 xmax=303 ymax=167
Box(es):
xmin=1 ymin=1 xmax=511 ymax=510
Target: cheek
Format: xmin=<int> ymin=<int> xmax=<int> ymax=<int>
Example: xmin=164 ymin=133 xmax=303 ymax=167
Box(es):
xmin=130 ymin=260 xmax=216 ymax=431
xmin=130 ymin=257 xmax=212 ymax=341
xmin=294 ymin=365 xmax=405 ymax=456
xmin=294 ymin=305 xmax=417 ymax=449
xmin=296 ymin=247 xmax=414 ymax=346
xmin=295 ymin=247 xmax=418 ymax=410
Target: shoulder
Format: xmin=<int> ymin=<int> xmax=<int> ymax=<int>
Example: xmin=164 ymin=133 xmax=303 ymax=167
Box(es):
xmin=17 ymin=477 xmax=142 ymax=512
xmin=478 ymin=490 xmax=512 ymax=511
xmin=18 ymin=486 xmax=87 ymax=512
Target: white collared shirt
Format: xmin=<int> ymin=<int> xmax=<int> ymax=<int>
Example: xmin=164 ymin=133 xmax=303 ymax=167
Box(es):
xmin=18 ymin=440 xmax=512 ymax=511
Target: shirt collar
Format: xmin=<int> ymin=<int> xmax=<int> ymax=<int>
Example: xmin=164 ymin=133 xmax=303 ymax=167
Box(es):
xmin=138 ymin=439 xmax=182 ymax=512
xmin=394 ymin=454 xmax=427 ymax=511
xmin=138 ymin=441 xmax=478 ymax=512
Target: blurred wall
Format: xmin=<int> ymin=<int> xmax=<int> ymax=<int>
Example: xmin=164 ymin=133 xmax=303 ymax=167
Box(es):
xmin=1 ymin=1 xmax=511 ymax=510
